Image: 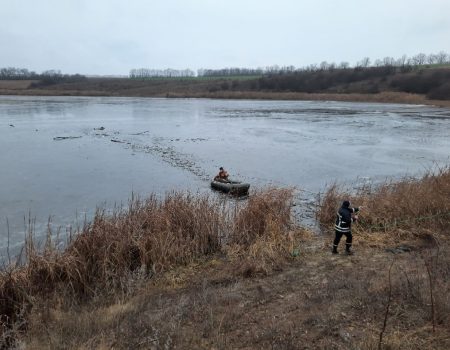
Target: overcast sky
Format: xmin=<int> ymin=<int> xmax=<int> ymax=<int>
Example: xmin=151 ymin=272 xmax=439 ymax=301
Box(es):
xmin=1 ymin=0 xmax=449 ymax=75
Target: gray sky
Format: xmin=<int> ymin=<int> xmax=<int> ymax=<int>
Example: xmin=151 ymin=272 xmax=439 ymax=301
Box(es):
xmin=1 ymin=0 xmax=450 ymax=75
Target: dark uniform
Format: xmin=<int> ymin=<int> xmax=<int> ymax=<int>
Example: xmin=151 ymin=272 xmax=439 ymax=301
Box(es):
xmin=332 ymin=200 xmax=359 ymax=255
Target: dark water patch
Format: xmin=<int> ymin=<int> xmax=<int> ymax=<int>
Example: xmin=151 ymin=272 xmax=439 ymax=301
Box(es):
xmin=53 ymin=136 xmax=82 ymax=141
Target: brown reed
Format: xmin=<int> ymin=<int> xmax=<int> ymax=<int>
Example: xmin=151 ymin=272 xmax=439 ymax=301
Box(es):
xmin=231 ymin=188 xmax=293 ymax=246
xmin=0 ymin=188 xmax=296 ymax=345
xmin=317 ymin=167 xmax=450 ymax=239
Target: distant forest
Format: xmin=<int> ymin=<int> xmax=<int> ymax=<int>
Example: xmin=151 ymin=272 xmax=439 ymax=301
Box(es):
xmin=125 ymin=51 xmax=450 ymax=100
xmin=128 ymin=51 xmax=450 ymax=78
xmin=0 ymin=68 xmax=86 ymax=88
xmin=2 ymin=51 xmax=449 ymax=81
xmin=2 ymin=51 xmax=450 ymax=100
xmin=254 ymin=64 xmax=450 ymax=100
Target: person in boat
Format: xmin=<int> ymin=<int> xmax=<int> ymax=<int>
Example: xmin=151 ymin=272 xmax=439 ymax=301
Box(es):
xmin=332 ymin=200 xmax=360 ymax=255
xmin=214 ymin=167 xmax=230 ymax=183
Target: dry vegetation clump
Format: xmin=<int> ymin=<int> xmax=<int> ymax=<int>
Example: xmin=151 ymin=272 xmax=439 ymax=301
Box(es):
xmin=18 ymin=192 xmax=228 ymax=297
xmin=0 ymin=269 xmax=31 ymax=348
xmin=0 ymin=188 xmax=297 ymax=346
xmin=226 ymin=188 xmax=302 ymax=276
xmin=231 ymin=188 xmax=293 ymax=246
xmin=317 ymin=167 xmax=450 ymax=242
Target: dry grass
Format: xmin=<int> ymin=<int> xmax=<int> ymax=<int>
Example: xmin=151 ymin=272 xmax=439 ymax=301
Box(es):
xmin=0 ymin=80 xmax=34 ymax=89
xmin=315 ymin=167 xmax=450 ymax=349
xmin=231 ymin=188 xmax=293 ymax=247
xmin=0 ymin=188 xmax=297 ymax=347
xmin=317 ymin=167 xmax=450 ymax=244
xmin=167 ymin=90 xmax=441 ymax=106
xmin=224 ymin=188 xmax=307 ymax=276
xmin=3 ymin=171 xmax=450 ymax=348
xmin=20 ymin=192 xmax=228 ymax=299
xmin=20 ymin=240 xmax=450 ymax=350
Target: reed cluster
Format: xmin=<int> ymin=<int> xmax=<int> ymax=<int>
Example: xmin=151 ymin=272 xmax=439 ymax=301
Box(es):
xmin=317 ymin=167 xmax=450 ymax=239
xmin=0 ymin=189 xmax=296 ymax=345
xmin=225 ymin=188 xmax=297 ymax=276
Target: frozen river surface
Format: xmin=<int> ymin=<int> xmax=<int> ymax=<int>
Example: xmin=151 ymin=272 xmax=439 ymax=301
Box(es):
xmin=1 ymin=96 xmax=449 ymax=255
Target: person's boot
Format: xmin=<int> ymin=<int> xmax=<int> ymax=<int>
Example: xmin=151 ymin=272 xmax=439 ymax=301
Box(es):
xmin=345 ymin=244 xmax=354 ymax=255
xmin=332 ymin=245 xmax=338 ymax=254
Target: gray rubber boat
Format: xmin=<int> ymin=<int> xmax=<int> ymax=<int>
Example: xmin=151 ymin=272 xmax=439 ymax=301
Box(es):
xmin=210 ymin=180 xmax=250 ymax=196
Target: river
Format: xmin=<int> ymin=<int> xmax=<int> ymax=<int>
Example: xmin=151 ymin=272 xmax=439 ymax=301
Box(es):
xmin=1 ymin=96 xmax=449 ymax=257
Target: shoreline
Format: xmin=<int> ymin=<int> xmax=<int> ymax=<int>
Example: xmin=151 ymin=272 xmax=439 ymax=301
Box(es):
xmin=1 ymin=88 xmax=450 ymax=108
xmin=3 ymin=171 xmax=450 ymax=348
xmin=166 ymin=91 xmax=450 ymax=107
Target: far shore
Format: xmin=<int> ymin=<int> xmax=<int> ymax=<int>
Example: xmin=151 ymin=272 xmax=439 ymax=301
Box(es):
xmin=165 ymin=91 xmax=450 ymax=108
xmin=1 ymin=79 xmax=450 ymax=107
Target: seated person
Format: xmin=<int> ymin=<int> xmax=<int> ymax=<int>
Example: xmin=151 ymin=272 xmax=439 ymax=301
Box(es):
xmin=214 ymin=167 xmax=229 ymax=182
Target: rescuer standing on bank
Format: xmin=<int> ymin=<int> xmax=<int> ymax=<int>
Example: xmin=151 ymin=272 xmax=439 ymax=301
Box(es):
xmin=332 ymin=200 xmax=360 ymax=255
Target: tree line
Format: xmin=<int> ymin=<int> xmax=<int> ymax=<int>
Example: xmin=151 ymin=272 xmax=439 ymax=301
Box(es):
xmin=0 ymin=67 xmax=39 ymax=80
xmin=0 ymin=68 xmax=86 ymax=85
xmin=128 ymin=51 xmax=450 ymax=79
xmin=129 ymin=68 xmax=195 ymax=79
xmin=192 ymin=51 xmax=450 ymax=100
xmin=198 ymin=51 xmax=450 ymax=77
xmin=229 ymin=54 xmax=450 ymax=100
xmin=4 ymin=51 xmax=448 ymax=81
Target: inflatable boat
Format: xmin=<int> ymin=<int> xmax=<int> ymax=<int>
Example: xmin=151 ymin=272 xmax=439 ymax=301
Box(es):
xmin=210 ymin=180 xmax=250 ymax=196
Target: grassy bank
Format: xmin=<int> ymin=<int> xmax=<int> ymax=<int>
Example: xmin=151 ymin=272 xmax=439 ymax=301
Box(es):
xmin=0 ymin=189 xmax=301 ymax=347
xmin=317 ymin=166 xmax=450 ymax=243
xmin=1 ymin=169 xmax=450 ymax=349
xmin=314 ymin=168 xmax=450 ymax=349
xmin=1 ymin=66 xmax=450 ymax=107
